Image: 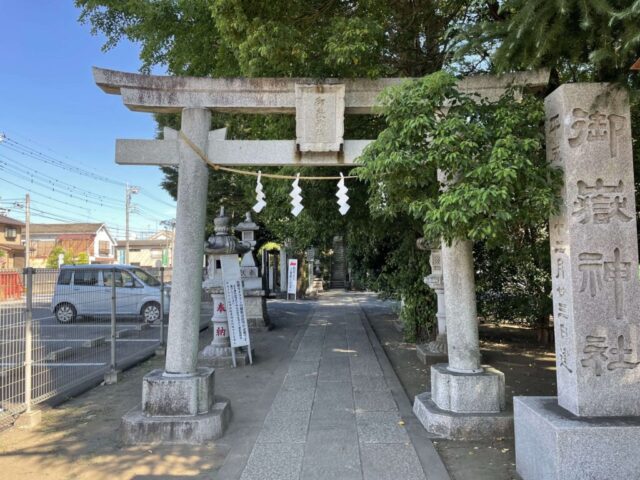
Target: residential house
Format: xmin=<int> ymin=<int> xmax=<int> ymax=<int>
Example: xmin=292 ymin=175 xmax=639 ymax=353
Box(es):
xmin=30 ymin=223 xmax=116 ymax=267
xmin=0 ymin=215 xmax=25 ymax=269
xmin=115 ymin=230 xmax=173 ymax=268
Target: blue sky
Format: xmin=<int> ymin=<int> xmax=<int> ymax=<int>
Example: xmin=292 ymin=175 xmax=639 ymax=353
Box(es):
xmin=0 ymin=1 xmax=175 ymax=238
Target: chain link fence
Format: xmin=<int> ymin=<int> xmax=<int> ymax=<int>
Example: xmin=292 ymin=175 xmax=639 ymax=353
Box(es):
xmin=0 ymin=266 xmax=171 ymax=430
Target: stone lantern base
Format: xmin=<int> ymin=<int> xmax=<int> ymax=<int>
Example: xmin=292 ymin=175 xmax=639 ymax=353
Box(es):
xmin=416 ymin=334 xmax=448 ymax=364
xmin=413 ymin=363 xmax=512 ymax=439
xmin=306 ymin=277 xmax=324 ymax=297
xmin=514 ymin=396 xmax=640 ymax=480
xmin=198 ymin=345 xmax=253 ymax=367
xmin=244 ymin=289 xmax=271 ymax=330
xmin=120 ymin=367 xmax=231 ymax=444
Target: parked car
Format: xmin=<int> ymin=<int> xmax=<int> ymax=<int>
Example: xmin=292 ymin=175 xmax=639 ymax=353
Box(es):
xmin=51 ymin=264 xmax=170 ymax=324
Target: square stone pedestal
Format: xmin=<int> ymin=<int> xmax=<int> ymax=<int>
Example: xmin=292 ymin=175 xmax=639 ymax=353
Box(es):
xmin=514 ymin=396 xmax=640 ymax=480
xmin=198 ymin=345 xmax=254 ymax=367
xmin=121 ymin=367 xmax=231 ymax=444
xmin=413 ymin=363 xmax=513 ymax=439
xmin=416 ymin=343 xmax=447 ymax=364
xmin=244 ymin=291 xmax=271 ymax=330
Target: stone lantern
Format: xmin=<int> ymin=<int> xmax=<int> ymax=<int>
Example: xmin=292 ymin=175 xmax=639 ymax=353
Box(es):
xmin=235 ymin=212 xmax=270 ymax=329
xmin=198 ymin=207 xmax=251 ymax=366
xmin=416 ymin=238 xmax=448 ymax=362
xmin=305 ymin=247 xmax=324 ymax=296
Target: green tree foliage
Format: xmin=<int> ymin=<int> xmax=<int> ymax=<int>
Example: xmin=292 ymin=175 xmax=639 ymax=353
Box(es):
xmin=77 ymin=0 xmax=477 ymax=78
xmin=357 ymin=72 xmax=561 ymax=246
xmin=356 ymin=72 xmax=562 ymax=327
xmin=75 ymin=252 xmax=90 ymax=264
xmin=453 ymin=0 xmax=640 ymax=329
xmin=46 ymin=246 xmax=75 ymax=268
xmin=456 ymin=0 xmax=640 ymax=84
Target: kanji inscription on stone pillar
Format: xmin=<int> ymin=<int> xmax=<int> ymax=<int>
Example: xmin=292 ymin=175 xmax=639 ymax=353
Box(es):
xmin=547 ymin=84 xmax=640 ymax=417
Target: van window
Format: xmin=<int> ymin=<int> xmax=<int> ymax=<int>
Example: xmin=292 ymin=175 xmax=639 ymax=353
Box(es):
xmin=131 ymin=268 xmax=161 ymax=287
xmin=73 ymin=270 xmax=99 ymax=286
xmin=104 ymin=270 xmax=137 ymax=288
xmin=57 ymin=270 xmax=72 ymax=285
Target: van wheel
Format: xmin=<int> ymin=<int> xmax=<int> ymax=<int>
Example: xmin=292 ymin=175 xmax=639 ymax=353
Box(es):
xmin=141 ymin=302 xmax=161 ymax=324
xmin=55 ymin=303 xmax=77 ymax=324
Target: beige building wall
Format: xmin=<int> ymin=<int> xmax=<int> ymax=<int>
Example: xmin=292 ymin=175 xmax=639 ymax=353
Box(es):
xmin=116 ymin=245 xmax=166 ymax=268
xmin=0 ymin=222 xmax=25 ymax=269
xmin=0 ymin=226 xmax=23 ymax=245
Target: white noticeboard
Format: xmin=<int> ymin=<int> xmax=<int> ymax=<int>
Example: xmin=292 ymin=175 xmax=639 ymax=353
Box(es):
xmin=220 ymin=255 xmax=252 ymax=366
xmin=287 ymin=259 xmax=298 ymax=299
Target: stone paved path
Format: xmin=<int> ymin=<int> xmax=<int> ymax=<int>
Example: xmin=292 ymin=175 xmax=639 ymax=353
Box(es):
xmin=238 ymin=293 xmax=441 ymax=480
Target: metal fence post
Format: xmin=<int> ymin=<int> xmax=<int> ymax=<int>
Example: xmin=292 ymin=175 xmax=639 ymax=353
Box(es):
xmin=156 ymin=267 xmax=166 ymax=355
xmin=15 ymin=267 xmax=40 ymax=427
xmin=24 ymin=268 xmax=33 ymax=412
xmin=104 ymin=267 xmax=118 ymax=384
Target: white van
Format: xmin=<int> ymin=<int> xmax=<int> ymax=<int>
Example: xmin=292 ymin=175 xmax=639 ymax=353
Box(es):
xmin=51 ymin=265 xmax=170 ymax=324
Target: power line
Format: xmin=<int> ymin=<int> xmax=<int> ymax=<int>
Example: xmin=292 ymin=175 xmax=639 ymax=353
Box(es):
xmin=2 ymin=138 xmax=124 ymax=186
xmin=0 ymin=157 xmax=122 ymax=208
xmin=0 ymin=152 xmax=125 ymax=206
xmin=0 ymin=176 xmax=97 ymax=212
xmin=0 ymin=151 xmax=170 ymax=217
xmin=6 ymin=202 xmax=89 ymax=224
xmin=1 ymin=134 xmax=177 ymax=208
xmin=0 ymin=132 xmax=176 ymax=227
xmin=6 ymin=201 xmax=155 ymax=236
xmin=0 ymin=158 xmax=170 ymax=221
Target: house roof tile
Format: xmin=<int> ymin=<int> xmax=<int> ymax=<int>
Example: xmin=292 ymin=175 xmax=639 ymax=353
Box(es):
xmin=30 ymin=223 xmax=103 ymax=235
xmin=0 ymin=215 xmax=25 ymax=227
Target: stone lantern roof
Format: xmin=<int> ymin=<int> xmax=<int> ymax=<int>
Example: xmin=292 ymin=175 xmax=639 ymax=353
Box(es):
xmin=205 ymin=207 xmax=250 ymax=255
xmin=236 ymin=212 xmax=259 ymax=232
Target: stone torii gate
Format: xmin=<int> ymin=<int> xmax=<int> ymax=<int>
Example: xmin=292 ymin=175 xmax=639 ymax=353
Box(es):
xmin=93 ymin=67 xmax=548 ymax=444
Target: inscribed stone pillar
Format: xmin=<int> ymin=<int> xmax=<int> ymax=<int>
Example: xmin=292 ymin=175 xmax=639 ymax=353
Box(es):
xmin=547 ymin=84 xmax=640 ymax=416
xmin=165 ymin=108 xmax=211 ymax=375
xmin=515 ymin=83 xmax=640 ymax=480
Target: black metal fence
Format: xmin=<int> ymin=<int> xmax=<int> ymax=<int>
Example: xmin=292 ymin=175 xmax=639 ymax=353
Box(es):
xmin=0 ymin=266 xmax=171 ymax=430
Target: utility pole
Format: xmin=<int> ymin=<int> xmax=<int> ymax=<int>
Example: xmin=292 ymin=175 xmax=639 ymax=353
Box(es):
xmin=25 ymin=193 xmax=30 ymax=268
xmin=125 ymin=184 xmax=139 ymax=264
xmin=160 ymin=218 xmax=176 ymax=267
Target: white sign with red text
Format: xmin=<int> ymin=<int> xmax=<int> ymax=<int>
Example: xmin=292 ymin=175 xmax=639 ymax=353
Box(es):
xmin=287 ymin=259 xmax=298 ymax=298
xmin=220 ymin=256 xmax=251 ymax=352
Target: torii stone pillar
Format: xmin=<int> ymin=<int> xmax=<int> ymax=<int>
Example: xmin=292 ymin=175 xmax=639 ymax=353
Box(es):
xmin=165 ymin=108 xmax=210 ymax=374
xmin=414 ymin=239 xmax=511 ymax=439
xmin=441 ymin=240 xmax=481 ymax=372
xmin=120 ymin=110 xmax=231 ymax=444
